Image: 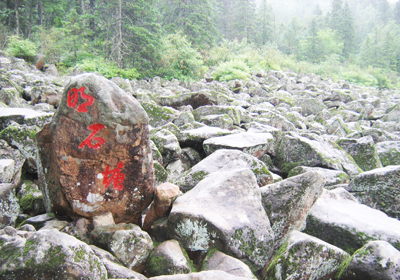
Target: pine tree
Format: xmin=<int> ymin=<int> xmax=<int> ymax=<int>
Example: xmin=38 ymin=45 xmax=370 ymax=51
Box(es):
xmin=341 ymin=1 xmax=355 ymax=58
xmin=255 ymin=0 xmax=273 ymax=45
xmin=159 ymin=0 xmax=217 ymax=49
xmin=232 ymin=0 xmax=257 ymax=42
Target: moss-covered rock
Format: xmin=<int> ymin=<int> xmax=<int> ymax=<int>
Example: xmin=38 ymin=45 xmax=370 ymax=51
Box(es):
xmin=376 ymin=141 xmax=400 ymax=167
xmin=347 ymin=165 xmax=400 ymax=219
xmin=337 ymin=136 xmax=382 ymax=171
xmin=0 ymin=184 xmax=20 ymax=229
xmin=263 ymin=231 xmax=349 ymax=280
xmin=142 ymin=102 xmax=178 ymax=127
xmin=147 ymin=240 xmax=195 ymax=277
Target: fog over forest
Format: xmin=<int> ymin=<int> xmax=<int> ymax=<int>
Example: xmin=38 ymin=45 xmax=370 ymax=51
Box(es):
xmin=1 ymin=0 xmax=400 ymax=88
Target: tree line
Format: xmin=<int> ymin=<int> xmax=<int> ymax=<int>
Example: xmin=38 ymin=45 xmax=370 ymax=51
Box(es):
xmin=1 ymin=0 xmax=400 ymax=87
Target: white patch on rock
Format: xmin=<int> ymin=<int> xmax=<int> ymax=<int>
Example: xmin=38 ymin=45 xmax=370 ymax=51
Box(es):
xmin=97 ymin=173 xmax=104 ymax=179
xmin=86 ymin=192 xmax=104 ymax=204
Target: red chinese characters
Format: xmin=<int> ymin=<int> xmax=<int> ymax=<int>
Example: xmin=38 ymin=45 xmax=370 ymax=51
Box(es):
xmin=78 ymin=124 xmax=105 ymax=150
xmin=67 ymin=86 xmax=94 ymax=113
xmin=69 ymin=86 xmax=126 ymax=191
xmin=101 ymin=162 xmax=125 ymax=191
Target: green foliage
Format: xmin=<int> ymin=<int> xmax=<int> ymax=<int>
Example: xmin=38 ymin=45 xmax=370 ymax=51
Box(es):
xmin=73 ymin=58 xmax=139 ymax=80
xmin=212 ymin=60 xmax=250 ymax=81
xmin=158 ymin=32 xmax=206 ymax=80
xmin=6 ymin=36 xmax=37 ymax=62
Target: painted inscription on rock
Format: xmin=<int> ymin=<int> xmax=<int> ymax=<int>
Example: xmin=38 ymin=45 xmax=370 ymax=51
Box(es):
xmin=36 ymin=73 xmax=154 ymax=225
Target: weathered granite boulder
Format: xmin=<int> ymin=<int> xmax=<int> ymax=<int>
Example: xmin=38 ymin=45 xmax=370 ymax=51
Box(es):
xmin=0 ymin=183 xmax=20 ymax=229
xmin=36 ymin=73 xmax=154 ymax=224
xmin=193 ymin=105 xmax=242 ymax=126
xmin=203 ymin=132 xmax=275 ymax=158
xmin=143 ymin=183 xmax=180 ymax=232
xmin=91 ymin=223 xmax=154 ymax=273
xmin=347 ymin=165 xmax=400 ymax=219
xmin=0 ymin=228 xmax=107 ymax=279
xmin=146 ymin=239 xmax=195 ymax=277
xmin=376 ymin=141 xmax=400 ymax=166
xmin=0 ymin=107 xmax=53 ymax=130
xmin=338 ymin=240 xmax=400 ymax=280
xmin=263 ymin=231 xmax=349 ymax=280
xmin=202 ymin=250 xmax=257 ymax=279
xmin=260 ymin=171 xmax=325 ymax=246
xmin=337 ymin=136 xmax=382 ymax=171
xmin=142 ymin=102 xmax=178 ymax=127
xmin=90 ymin=245 xmax=148 ymax=280
xmin=174 ymin=149 xmax=273 ymax=192
xmin=61 ymin=217 xmax=93 ymax=244
xmin=275 ymin=132 xmax=362 ymax=175
xmin=304 ymin=188 xmax=400 ymax=254
xmin=168 ymin=169 xmax=275 ymax=271
xmin=287 ymin=166 xmax=350 ymax=186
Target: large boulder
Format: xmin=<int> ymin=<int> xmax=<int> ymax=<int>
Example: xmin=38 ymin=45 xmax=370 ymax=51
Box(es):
xmin=260 ymin=171 xmax=325 ymax=246
xmin=91 ymin=223 xmax=154 ymax=273
xmin=146 ymin=239 xmax=195 ymax=277
xmin=337 ymin=136 xmax=382 ymax=171
xmin=376 ymin=141 xmax=400 ymax=166
xmin=263 ymin=231 xmax=349 ymax=280
xmin=168 ymin=168 xmax=275 ymax=271
xmin=347 ymin=165 xmax=400 ymax=219
xmin=36 ymin=73 xmax=154 ymax=224
xmin=275 ymin=133 xmax=362 ymax=175
xmin=0 ymin=228 xmax=107 ymax=279
xmin=174 ymin=149 xmax=273 ymax=192
xmin=147 ymin=270 xmax=254 ymax=280
xmin=338 ymin=240 xmax=400 ymax=280
xmin=304 ymin=188 xmax=400 ymax=254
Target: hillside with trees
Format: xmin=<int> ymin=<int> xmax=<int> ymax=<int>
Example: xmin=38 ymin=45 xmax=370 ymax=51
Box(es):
xmin=1 ymin=0 xmax=400 ymax=88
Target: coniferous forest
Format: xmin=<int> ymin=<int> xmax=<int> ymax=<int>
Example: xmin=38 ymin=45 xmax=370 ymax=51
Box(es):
xmin=1 ymin=0 xmax=400 ymax=89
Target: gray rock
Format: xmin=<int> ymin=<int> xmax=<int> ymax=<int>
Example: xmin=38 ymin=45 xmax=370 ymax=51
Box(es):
xmin=0 ymin=107 xmax=53 ymax=131
xmin=288 ymin=166 xmax=350 ymax=186
xmin=25 ymin=213 xmax=55 ymax=230
xmin=90 ymin=245 xmax=148 ymax=280
xmin=260 ymin=171 xmax=325 ymax=246
xmin=142 ymin=102 xmax=178 ymax=127
xmin=202 ymin=250 xmax=256 ymax=279
xmin=0 ymin=229 xmax=108 ymax=279
xmin=178 ymin=126 xmax=234 ymax=146
xmin=147 ymin=240 xmax=194 ymax=277
xmin=152 ymin=129 xmax=182 ymax=164
xmin=347 ymin=165 xmax=400 ymax=219
xmin=203 ymin=132 xmax=274 ymax=158
xmin=337 ymin=136 xmax=382 ymax=171
xmin=304 ymin=188 xmax=400 ymax=254
xmin=91 ymin=223 xmax=154 ymax=273
xmin=17 ymin=180 xmax=45 ymax=216
xmin=193 ymin=105 xmax=242 ymax=125
xmin=61 ymin=217 xmax=93 ymax=244
xmin=174 ymin=149 xmax=273 ymax=192
xmin=199 ymin=114 xmax=234 ymax=129
xmin=263 ymin=231 xmax=349 ymax=280
xmin=376 ymin=141 xmax=400 ymax=166
xmin=168 ymin=169 xmax=275 ymax=271
xmin=0 ymin=159 xmax=15 ymax=183
xmin=0 ymin=183 xmax=19 ymax=229
xmin=275 ymin=132 xmax=362 ymax=175
xmin=0 ymin=122 xmax=40 ymax=173
xmin=338 ymin=240 xmax=400 ymax=280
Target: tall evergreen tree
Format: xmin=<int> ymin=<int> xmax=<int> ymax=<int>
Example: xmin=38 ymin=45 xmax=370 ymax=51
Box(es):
xmin=341 ymin=1 xmax=355 ymax=58
xmin=232 ymin=0 xmax=257 ymax=41
xmin=255 ymin=0 xmax=273 ymax=45
xmin=159 ymin=0 xmax=217 ymax=49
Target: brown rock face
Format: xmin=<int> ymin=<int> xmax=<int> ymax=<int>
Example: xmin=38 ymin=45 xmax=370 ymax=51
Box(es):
xmin=36 ymin=73 xmax=154 ymax=225
xmin=143 ymin=182 xmax=180 ymax=232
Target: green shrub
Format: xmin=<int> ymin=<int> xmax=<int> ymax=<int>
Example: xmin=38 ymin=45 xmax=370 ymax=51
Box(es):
xmin=73 ymin=58 xmax=140 ymax=79
xmin=158 ymin=32 xmax=206 ymax=80
xmin=6 ymin=36 xmax=37 ymax=62
xmin=212 ymin=60 xmax=251 ymax=81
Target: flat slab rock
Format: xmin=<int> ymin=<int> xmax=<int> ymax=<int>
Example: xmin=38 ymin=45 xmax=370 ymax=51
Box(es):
xmin=36 ymin=73 xmax=154 ymax=224
xmin=203 ymin=132 xmax=275 ymax=158
xmin=304 ymin=188 xmax=400 ymax=254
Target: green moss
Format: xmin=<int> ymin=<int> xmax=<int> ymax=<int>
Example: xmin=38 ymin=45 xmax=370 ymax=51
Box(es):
xmin=74 ymin=247 xmax=87 ymax=263
xmin=335 ymin=254 xmax=353 ymax=279
xmin=265 ymin=242 xmax=289 ymax=278
xmin=19 ymin=194 xmax=35 ymax=211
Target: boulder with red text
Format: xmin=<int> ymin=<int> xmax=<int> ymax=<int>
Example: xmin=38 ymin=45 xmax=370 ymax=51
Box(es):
xmin=36 ymin=73 xmax=154 ymax=224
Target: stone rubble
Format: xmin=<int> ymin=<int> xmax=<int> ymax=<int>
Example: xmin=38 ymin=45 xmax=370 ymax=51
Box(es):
xmin=1 ymin=52 xmax=400 ymax=279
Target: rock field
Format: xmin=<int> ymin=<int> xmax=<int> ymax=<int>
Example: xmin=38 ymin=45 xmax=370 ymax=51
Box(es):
xmin=1 ymin=52 xmax=400 ymax=279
